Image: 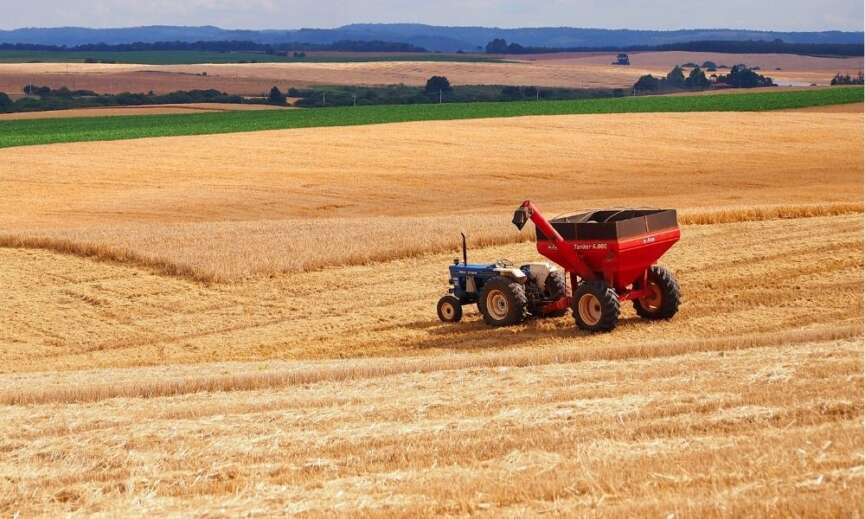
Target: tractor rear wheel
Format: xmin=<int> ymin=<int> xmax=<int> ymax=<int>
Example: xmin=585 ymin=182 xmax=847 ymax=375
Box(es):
xmin=437 ymin=295 xmax=463 ymax=323
xmin=572 ymin=280 xmax=620 ymax=332
xmin=633 ymin=266 xmax=680 ymax=320
xmin=479 ymin=276 xmax=527 ymax=327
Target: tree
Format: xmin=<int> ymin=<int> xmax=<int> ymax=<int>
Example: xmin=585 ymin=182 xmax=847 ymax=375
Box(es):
xmin=666 ymin=66 xmax=686 ymax=87
xmin=717 ymin=65 xmax=775 ymax=88
xmin=633 ymin=74 xmax=660 ymax=92
xmin=268 ymin=86 xmax=286 ymax=105
xmin=485 ymin=38 xmax=509 ymax=54
xmin=501 ymin=85 xmax=522 ymax=99
xmin=425 ymin=76 xmax=452 ymax=94
xmin=267 ymin=87 xmax=285 ymax=105
xmin=506 ymin=42 xmax=526 ymax=53
xmin=686 ymin=67 xmax=710 ymax=89
xmin=22 ymin=84 xmax=50 ymax=97
xmin=831 ymin=72 xmax=864 ymax=85
xmin=0 ymin=92 xmax=11 ymax=111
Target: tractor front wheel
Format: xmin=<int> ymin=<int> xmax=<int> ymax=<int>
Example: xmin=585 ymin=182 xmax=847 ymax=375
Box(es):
xmin=437 ymin=295 xmax=463 ymax=323
xmin=479 ymin=276 xmax=527 ymax=327
xmin=572 ymin=280 xmax=620 ymax=332
xmin=633 ymin=266 xmax=681 ymax=320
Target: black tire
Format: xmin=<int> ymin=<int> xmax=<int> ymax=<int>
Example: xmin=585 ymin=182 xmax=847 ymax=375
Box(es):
xmin=478 ymin=276 xmax=527 ymax=327
xmin=572 ymin=280 xmax=620 ymax=332
xmin=543 ymin=270 xmax=569 ymax=317
xmin=633 ymin=266 xmax=681 ymax=320
xmin=437 ymin=295 xmax=463 ymax=323
xmin=545 ymin=270 xmax=568 ymax=299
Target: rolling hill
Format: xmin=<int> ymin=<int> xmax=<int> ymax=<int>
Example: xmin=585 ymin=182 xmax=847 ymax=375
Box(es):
xmin=1 ymin=24 xmax=862 ymax=52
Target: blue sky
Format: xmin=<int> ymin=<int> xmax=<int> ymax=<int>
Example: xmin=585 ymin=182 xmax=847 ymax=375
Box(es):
xmin=1 ymin=0 xmax=863 ymax=31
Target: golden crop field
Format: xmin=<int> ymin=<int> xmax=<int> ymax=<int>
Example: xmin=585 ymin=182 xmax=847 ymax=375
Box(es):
xmin=2 ymin=112 xmax=862 ymax=280
xmin=0 ymin=110 xmax=862 ymax=515
xmin=0 ymin=51 xmax=861 ymax=95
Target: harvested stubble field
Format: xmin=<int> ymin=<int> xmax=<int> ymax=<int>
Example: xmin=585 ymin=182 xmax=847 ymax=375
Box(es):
xmin=0 ymin=51 xmax=861 ymax=95
xmin=0 ymin=110 xmax=862 ymax=515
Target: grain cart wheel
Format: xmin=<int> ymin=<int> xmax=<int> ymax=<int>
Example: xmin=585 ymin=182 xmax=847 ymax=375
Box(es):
xmin=437 ymin=295 xmax=463 ymax=323
xmin=479 ymin=276 xmax=527 ymax=327
xmin=543 ymin=270 xmax=569 ymax=317
xmin=633 ymin=266 xmax=681 ymax=320
xmin=572 ymin=280 xmax=620 ymax=332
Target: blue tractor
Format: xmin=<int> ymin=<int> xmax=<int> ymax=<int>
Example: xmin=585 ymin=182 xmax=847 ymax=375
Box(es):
xmin=437 ymin=234 xmax=569 ymax=327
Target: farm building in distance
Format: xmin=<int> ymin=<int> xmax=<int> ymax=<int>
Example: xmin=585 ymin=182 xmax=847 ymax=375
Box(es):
xmin=613 ymin=53 xmax=631 ymax=65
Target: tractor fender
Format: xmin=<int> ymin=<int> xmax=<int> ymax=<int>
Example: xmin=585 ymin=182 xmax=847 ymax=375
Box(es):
xmin=493 ymin=267 xmax=527 ymax=282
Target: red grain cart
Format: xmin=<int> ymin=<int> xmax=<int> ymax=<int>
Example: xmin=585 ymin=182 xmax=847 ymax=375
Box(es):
xmin=512 ymin=200 xmax=682 ymax=332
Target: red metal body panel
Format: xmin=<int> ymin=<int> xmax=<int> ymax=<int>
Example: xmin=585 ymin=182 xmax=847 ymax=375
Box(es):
xmin=520 ymin=200 xmax=680 ymax=303
xmin=518 ymin=200 xmax=596 ymax=279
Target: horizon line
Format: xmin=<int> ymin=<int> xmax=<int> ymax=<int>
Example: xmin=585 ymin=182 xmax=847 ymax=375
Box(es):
xmin=1 ymin=23 xmax=863 ymax=33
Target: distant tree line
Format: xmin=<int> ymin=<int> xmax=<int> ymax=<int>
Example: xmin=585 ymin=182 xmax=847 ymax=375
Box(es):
xmin=282 ymin=77 xmax=625 ymax=107
xmin=485 ymin=38 xmax=864 ymax=57
xmin=1 ymin=76 xmax=632 ymax=113
xmin=633 ymin=65 xmax=775 ymax=93
xmin=0 ymin=40 xmax=428 ymax=53
xmin=830 ymin=72 xmax=864 ymax=85
xmin=633 ymin=66 xmax=711 ymax=93
xmin=0 ymin=85 xmax=245 ymax=113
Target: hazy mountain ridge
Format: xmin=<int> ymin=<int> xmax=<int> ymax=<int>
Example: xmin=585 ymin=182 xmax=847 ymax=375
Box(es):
xmin=1 ymin=23 xmax=861 ymax=51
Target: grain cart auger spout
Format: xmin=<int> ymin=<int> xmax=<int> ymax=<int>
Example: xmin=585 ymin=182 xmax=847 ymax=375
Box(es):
xmin=437 ymin=200 xmax=682 ymax=332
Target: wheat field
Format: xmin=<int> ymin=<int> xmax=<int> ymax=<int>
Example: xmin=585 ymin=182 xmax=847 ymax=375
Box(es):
xmin=1 ymin=111 xmax=861 ymax=281
xmin=0 ymin=109 xmax=862 ymax=515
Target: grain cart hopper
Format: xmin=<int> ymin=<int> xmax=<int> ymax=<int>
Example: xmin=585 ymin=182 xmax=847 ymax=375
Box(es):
xmin=437 ymin=201 xmax=681 ymax=332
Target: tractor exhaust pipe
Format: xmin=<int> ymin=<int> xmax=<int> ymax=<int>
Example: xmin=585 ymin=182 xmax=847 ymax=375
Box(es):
xmin=460 ymin=232 xmax=468 ymax=265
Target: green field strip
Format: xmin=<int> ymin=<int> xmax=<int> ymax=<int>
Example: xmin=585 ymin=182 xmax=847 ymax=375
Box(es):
xmin=0 ymin=87 xmax=861 ymax=149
